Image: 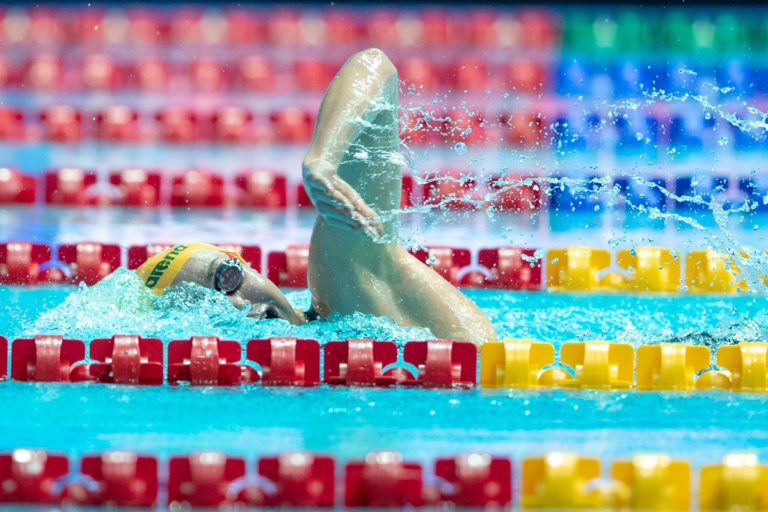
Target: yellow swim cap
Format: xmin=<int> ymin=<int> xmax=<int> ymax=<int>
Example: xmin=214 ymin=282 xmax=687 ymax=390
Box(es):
xmin=136 ymin=243 xmax=247 ymax=294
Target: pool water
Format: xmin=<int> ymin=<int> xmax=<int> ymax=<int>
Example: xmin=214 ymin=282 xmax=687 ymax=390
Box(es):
xmin=3 ymin=5 xmax=768 ymax=508
xmin=1 ymin=277 xmax=767 ymax=467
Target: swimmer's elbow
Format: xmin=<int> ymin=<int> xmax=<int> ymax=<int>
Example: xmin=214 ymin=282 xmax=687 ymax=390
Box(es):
xmin=352 ymin=48 xmax=397 ymax=79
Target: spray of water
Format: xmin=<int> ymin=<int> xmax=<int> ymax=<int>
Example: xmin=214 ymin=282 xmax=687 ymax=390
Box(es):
xmin=17 ymin=64 xmax=768 ymax=350
xmin=396 ymin=72 xmax=768 ymax=297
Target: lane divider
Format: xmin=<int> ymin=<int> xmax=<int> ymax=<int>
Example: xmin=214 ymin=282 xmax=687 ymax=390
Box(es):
xmin=0 ymin=449 xmax=765 ymax=509
xmin=0 ymin=241 xmax=758 ymax=293
xmin=3 ymin=336 xmax=768 ymax=392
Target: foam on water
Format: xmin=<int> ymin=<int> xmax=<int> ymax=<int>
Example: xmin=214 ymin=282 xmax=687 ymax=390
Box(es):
xmin=22 ymin=269 xmax=434 ymax=345
xmin=10 ymin=269 xmax=767 ymax=357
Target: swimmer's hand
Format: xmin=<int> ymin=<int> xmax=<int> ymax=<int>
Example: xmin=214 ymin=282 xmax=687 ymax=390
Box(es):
xmin=303 ymin=159 xmax=383 ymax=239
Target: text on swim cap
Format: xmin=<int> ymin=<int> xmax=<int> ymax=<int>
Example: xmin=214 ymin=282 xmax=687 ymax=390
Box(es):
xmin=144 ymin=244 xmax=188 ymax=288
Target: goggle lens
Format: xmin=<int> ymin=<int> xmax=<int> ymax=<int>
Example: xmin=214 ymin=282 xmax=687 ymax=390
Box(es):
xmin=215 ymin=258 xmax=244 ymax=294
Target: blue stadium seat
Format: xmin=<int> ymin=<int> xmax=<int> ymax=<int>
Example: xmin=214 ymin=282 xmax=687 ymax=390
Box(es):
xmin=556 ymin=59 xmax=591 ymax=96
xmin=674 ymin=176 xmax=729 ymax=211
xmin=549 ymin=175 xmax=603 ymax=212
xmin=614 ymin=177 xmax=667 ymax=210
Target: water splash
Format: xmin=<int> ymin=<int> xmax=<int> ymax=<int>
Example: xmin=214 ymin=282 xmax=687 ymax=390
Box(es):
xmin=24 ymin=269 xmax=434 ymax=345
xmin=395 ymin=71 xmax=768 ymax=297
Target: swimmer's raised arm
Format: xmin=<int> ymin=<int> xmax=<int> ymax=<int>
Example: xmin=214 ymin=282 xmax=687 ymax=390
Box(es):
xmin=303 ymin=48 xmax=398 ymax=238
xmin=306 ymin=48 xmax=497 ymax=345
xmin=305 ymin=48 xmax=396 ymax=169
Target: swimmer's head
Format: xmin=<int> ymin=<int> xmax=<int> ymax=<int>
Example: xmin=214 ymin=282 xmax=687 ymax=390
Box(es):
xmin=136 ymin=244 xmax=305 ymax=324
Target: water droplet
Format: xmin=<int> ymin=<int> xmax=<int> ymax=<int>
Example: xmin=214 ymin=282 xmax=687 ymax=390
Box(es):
xmin=453 ymin=142 xmax=467 ymax=155
xmin=635 ymin=132 xmax=643 ymax=141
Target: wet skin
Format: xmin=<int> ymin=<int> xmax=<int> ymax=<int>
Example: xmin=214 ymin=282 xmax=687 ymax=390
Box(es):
xmin=172 ymin=249 xmax=306 ymax=325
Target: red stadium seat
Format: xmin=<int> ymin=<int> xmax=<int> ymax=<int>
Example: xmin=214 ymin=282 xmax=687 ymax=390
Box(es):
xmin=70 ymin=335 xmax=164 ymax=385
xmin=506 ymin=61 xmax=547 ymax=93
xmin=401 ymin=172 xmax=417 ymax=207
xmin=293 ymin=60 xmax=333 ymax=91
xmin=212 ymin=244 xmax=261 ymax=271
xmin=420 ymin=10 xmax=451 ymax=46
xmin=442 ymin=109 xmax=487 ymax=146
xmin=409 ymin=246 xmax=471 ymax=286
xmin=257 ymin=453 xmax=335 ymax=507
xmin=57 ymin=243 xmax=121 ymax=285
xmin=25 ymin=54 xmax=62 ymax=90
xmin=169 ymin=10 xmax=204 ymax=44
xmin=325 ymin=11 xmax=363 ymax=45
xmin=126 ymin=9 xmax=166 ymax=45
xmin=450 ymin=59 xmax=488 ymax=90
xmin=109 ymin=168 xmax=161 ymax=207
xmin=270 ymin=108 xmax=314 ymax=144
xmin=267 ymin=9 xmax=303 ymax=45
xmin=324 ymin=339 xmax=398 ymax=386
xmin=434 ymin=455 xmax=512 ymax=507
xmin=235 ymin=169 xmax=287 ymax=208
xmin=168 ymin=453 xmax=246 ymax=508
xmin=96 ymin=106 xmax=139 ymax=142
xmin=83 ymin=54 xmax=120 ymax=90
xmin=423 ymin=170 xmax=480 ymax=210
xmin=464 ymin=9 xmax=499 ymax=46
xmin=365 ymin=9 xmax=401 ymax=47
xmin=27 ymin=10 xmax=66 ymax=45
xmin=345 ymin=452 xmax=424 ymax=507
xmin=170 ymin=169 xmax=225 ymax=207
xmin=400 ymin=58 xmax=439 ymax=90
xmin=127 ymin=244 xmax=174 ymax=269
xmin=0 ymin=242 xmax=51 ymax=284
xmin=267 ymin=245 xmax=309 ymax=287
xmin=478 ymin=247 xmax=542 ymax=290
xmin=40 ymin=106 xmax=82 ymax=143
xmin=400 ymin=110 xmax=430 ymax=146
xmin=191 ymin=59 xmax=227 ymax=92
xmin=0 ymin=55 xmax=10 ymax=87
xmin=226 ymin=10 xmax=264 ymax=45
xmin=11 ymin=336 xmax=86 ymax=382
xmin=72 ymin=9 xmax=107 ymax=44
xmin=45 ymin=168 xmax=96 ymax=205
xmin=0 ymin=109 xmax=25 ymax=140
xmin=210 ymin=107 xmax=254 ymax=143
xmin=518 ymin=9 xmax=558 ymax=48
xmin=500 ymin=111 xmax=548 ymax=147
xmin=296 ymin=183 xmax=314 ymax=209
xmin=156 ymin=108 xmax=198 ymax=143
xmin=246 ymin=338 xmax=320 ymax=386
xmin=238 ymin=55 xmax=273 ymax=91
xmin=0 ymin=167 xmax=36 ymax=203
xmin=167 ymin=337 xmax=258 ymax=386
xmin=134 ymin=58 xmax=170 ymax=91
xmin=487 ymin=174 xmax=544 ymax=212
xmin=0 ymin=450 xmax=69 ymax=503
xmin=403 ymin=340 xmax=477 ymax=388
xmin=69 ymin=453 xmax=157 ymax=507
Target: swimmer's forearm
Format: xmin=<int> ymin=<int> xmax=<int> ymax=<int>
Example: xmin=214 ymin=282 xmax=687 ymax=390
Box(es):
xmin=304 ymin=48 xmax=397 ymax=170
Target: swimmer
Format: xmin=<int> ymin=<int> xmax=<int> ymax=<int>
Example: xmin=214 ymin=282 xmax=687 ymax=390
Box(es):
xmin=137 ymin=48 xmax=497 ymax=346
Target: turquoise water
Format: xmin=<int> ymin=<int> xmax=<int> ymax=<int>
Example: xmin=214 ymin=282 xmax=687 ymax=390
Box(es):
xmin=3 ymin=269 xmax=767 ymax=348
xmin=1 ymin=274 xmax=767 ymax=466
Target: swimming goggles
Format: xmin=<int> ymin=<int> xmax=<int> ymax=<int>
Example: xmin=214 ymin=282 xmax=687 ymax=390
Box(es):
xmin=214 ymin=257 xmax=244 ymax=295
